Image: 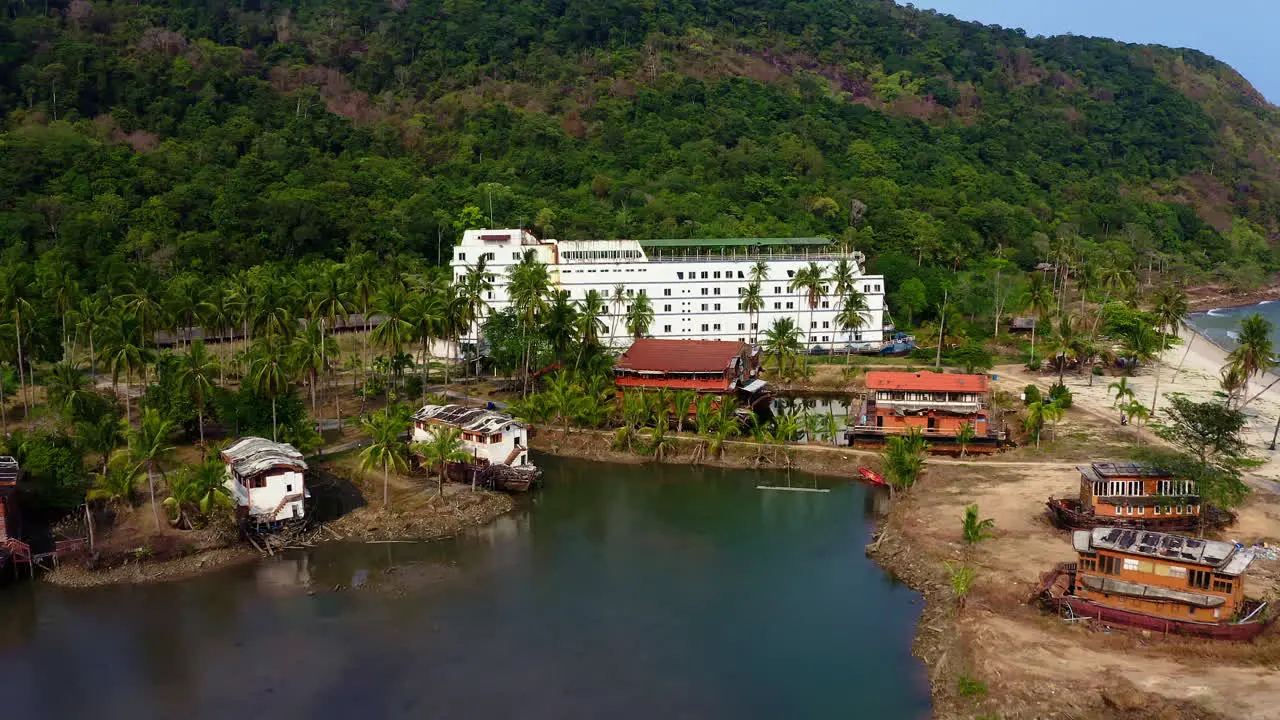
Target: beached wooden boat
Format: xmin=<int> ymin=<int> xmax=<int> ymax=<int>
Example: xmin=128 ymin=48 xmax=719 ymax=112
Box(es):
xmin=1045 ymin=497 xmax=1234 ymax=532
xmin=1036 ymin=563 xmax=1270 ymax=641
xmin=1046 ymin=462 xmax=1234 ymax=532
xmin=1034 ymin=527 xmax=1272 ymax=641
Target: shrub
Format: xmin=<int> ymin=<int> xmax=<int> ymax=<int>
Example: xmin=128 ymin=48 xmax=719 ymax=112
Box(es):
xmin=1048 ymin=382 xmax=1073 ymax=409
xmin=957 ymin=674 xmax=988 ymax=698
xmin=402 ymin=375 xmax=424 ymax=400
xmin=1023 ymin=384 xmax=1042 ymax=406
xmin=1025 ymin=358 xmax=1042 ymax=371
xmin=1092 ymin=365 xmax=1105 ymax=376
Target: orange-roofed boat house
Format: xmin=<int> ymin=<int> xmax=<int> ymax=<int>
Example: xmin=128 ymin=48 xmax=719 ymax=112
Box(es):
xmin=612 ymin=338 xmax=766 ymax=402
xmin=848 ymin=371 xmax=1003 ymax=452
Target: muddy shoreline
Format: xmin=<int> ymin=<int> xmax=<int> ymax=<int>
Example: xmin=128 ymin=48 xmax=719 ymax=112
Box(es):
xmin=43 ymin=468 xmax=514 ymax=589
xmin=1185 ymin=283 xmax=1280 ymax=313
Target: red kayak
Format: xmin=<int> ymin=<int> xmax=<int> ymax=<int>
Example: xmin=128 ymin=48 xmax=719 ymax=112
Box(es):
xmin=858 ymin=467 xmax=887 ymax=486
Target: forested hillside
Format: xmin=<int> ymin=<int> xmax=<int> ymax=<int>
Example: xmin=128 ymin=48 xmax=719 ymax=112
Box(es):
xmin=3 ymin=0 xmax=1280 ymax=289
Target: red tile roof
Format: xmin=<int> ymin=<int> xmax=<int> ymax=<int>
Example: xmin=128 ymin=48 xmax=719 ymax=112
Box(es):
xmin=615 ymin=339 xmax=746 ymax=374
xmin=865 ymin=371 xmax=989 ymax=393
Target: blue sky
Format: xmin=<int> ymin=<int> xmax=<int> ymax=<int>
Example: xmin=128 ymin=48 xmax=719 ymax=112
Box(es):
xmin=908 ymin=0 xmax=1277 ymax=103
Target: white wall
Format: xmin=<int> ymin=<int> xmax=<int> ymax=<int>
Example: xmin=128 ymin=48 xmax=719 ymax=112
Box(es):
xmin=450 ymin=229 xmax=886 ymax=349
xmin=225 ymin=469 xmax=306 ymax=522
xmin=412 ymin=421 xmax=530 ymax=467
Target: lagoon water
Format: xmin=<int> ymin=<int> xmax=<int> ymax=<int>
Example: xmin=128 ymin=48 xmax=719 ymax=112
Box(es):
xmin=0 ymin=455 xmax=929 ymax=720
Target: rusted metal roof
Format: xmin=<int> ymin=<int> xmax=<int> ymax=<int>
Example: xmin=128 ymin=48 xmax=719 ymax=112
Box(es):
xmin=221 ymin=438 xmax=307 ymax=478
xmin=0 ymin=456 xmax=18 ymax=486
xmin=614 ymin=339 xmax=746 ymax=374
xmin=865 ymin=371 xmax=989 ymax=393
xmin=413 ymin=404 xmax=521 ymax=434
xmin=1076 ymin=528 xmax=1254 ymax=576
xmin=1079 ymin=462 xmax=1171 ymax=480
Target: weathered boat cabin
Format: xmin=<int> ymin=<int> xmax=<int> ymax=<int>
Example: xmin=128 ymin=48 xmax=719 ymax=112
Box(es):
xmin=0 ymin=456 xmax=32 ymax=578
xmin=1037 ymin=527 xmax=1269 ymax=640
xmin=1047 ymin=462 xmax=1233 ymax=531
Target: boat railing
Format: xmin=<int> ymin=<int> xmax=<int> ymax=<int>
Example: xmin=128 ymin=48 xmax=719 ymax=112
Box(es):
xmin=644 ymin=252 xmax=863 ymax=264
xmin=845 ymin=425 xmax=1006 ymax=440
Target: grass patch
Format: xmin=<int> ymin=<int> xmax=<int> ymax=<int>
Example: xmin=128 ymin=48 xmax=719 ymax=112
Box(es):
xmin=957 ymin=674 xmax=989 ymax=698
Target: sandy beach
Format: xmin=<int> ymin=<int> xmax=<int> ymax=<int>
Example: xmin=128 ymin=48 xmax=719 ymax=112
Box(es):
xmin=1003 ymin=323 xmax=1280 ymax=484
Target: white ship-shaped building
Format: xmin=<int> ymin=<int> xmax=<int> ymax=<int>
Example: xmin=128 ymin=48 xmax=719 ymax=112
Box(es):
xmin=451 ymin=229 xmax=888 ymax=350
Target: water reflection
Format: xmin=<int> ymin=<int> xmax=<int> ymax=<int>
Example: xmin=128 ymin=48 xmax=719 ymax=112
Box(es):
xmin=770 ymin=394 xmax=856 ymax=444
xmin=0 ymin=455 xmax=928 ymax=720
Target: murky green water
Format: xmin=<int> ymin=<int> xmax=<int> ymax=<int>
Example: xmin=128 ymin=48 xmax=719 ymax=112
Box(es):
xmin=0 ymin=455 xmax=929 ymax=719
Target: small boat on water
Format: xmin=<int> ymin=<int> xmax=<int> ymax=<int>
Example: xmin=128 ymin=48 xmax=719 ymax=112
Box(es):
xmin=1035 ymin=527 xmax=1271 ymax=641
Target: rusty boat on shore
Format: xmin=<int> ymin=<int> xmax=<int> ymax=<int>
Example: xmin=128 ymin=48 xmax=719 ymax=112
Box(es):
xmin=1046 ymin=462 xmax=1234 ymax=532
xmin=1035 ymin=528 xmax=1271 ymax=642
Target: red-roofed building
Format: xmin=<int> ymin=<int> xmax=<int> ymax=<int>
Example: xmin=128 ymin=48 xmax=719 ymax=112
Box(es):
xmin=613 ymin=339 xmax=760 ymax=394
xmin=850 ymin=371 xmax=1002 ymax=452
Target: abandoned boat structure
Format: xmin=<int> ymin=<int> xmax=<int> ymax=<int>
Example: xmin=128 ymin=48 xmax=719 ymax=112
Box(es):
xmin=846 ymin=371 xmax=1004 ymax=453
xmin=1047 ymin=462 xmax=1234 ymax=531
xmin=1036 ymin=527 xmax=1270 ymax=640
xmin=411 ymin=404 xmax=539 ymax=493
xmin=0 ymin=456 xmax=33 ymax=579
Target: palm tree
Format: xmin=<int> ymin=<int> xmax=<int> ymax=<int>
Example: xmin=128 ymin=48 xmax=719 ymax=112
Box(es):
xmin=291 ymin=320 xmax=335 ymax=417
xmin=1219 ymin=363 xmax=1248 ymax=408
xmin=1146 ymin=284 xmax=1189 ymax=414
xmin=1047 ymin=314 xmax=1079 ymax=384
xmin=247 ymin=338 xmax=293 ymax=441
xmin=1020 ymin=273 xmax=1054 ymax=366
xmin=165 ymin=273 xmax=213 ymax=350
xmin=164 ymin=456 xmax=232 ymax=529
xmin=1074 ymin=263 xmax=1098 ymax=318
xmin=673 ymin=389 xmax=697 ymax=433
xmin=1227 ymin=314 xmax=1275 ymax=401
xmin=1120 ymin=322 xmax=1161 ymax=375
xmin=945 ymin=561 xmax=976 ymax=609
xmin=176 ymin=339 xmax=218 ymax=445
xmin=749 ymin=260 xmax=770 ymax=285
xmin=1093 ymin=264 xmax=1135 ymax=333
xmin=955 ymin=422 xmax=976 ymax=458
xmin=608 ymin=283 xmax=627 ymax=349
xmin=87 ymin=450 xmax=142 ymax=511
xmin=412 ymin=424 xmax=470 ymax=496
xmin=1024 ymin=401 xmax=1046 ymax=447
xmin=508 ymin=250 xmax=551 ymax=395
xmin=406 ymin=290 xmax=447 ymax=400
xmin=1125 ymin=401 xmax=1151 ymax=445
xmin=1042 ymin=399 xmax=1065 ymax=442
xmin=73 ymin=293 xmax=110 ymax=379
xmin=575 ymin=290 xmax=608 ymax=368
xmin=455 ymin=257 xmax=494 ymax=375
xmin=835 ymin=289 xmax=870 ymax=364
xmin=742 ymin=282 xmax=764 ymax=343
xmin=131 ymin=408 xmax=175 ymax=530
xmin=309 ymin=264 xmax=353 ymax=402
xmin=961 ymin=504 xmax=995 ymax=545
xmin=831 ymin=258 xmax=857 ymax=310
xmin=1107 ymin=376 xmax=1135 ymax=424
xmin=544 ymin=290 xmax=580 ymax=359
xmin=78 ymin=413 xmax=125 ymax=475
xmin=371 ymin=284 xmax=415 ymax=389
xmin=646 ymin=423 xmax=675 ymax=461
xmin=99 ymin=311 xmax=150 ymax=429
xmin=0 ymin=264 xmax=36 ymax=414
xmin=762 ymin=317 xmax=802 ymax=374
xmin=625 ymin=294 xmax=654 ymax=339
xmin=46 ymin=361 xmax=92 ymax=419
xmin=881 ymin=427 xmax=930 ymax=499
xmin=789 ymin=261 xmax=828 ymax=350
xmin=361 ymin=410 xmax=410 ymax=507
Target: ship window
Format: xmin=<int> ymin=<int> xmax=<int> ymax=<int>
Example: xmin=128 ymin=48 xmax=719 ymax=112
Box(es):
xmin=1154 ymin=506 xmax=1161 ymax=515
xmin=1098 ymin=555 xmax=1120 ymax=575
xmin=751 ymin=323 xmax=758 ymax=330
xmin=875 ymin=284 xmax=881 ymax=292
xmin=1189 ymin=569 xmax=1211 ymax=590
xmin=701 ymin=324 xmax=709 ymax=332
xmin=1123 ymin=558 xmax=1140 ymax=571
xmin=821 ymin=301 xmax=829 ymax=309
xmin=664 ymin=289 xmax=672 ymax=296
xmin=775 ymin=286 xmax=782 ymax=294
xmin=701 ymin=272 xmax=708 ymax=279
xmin=701 ymin=288 xmax=709 ymax=295
xmin=701 ymin=304 xmax=708 ymax=311
xmin=663 ymin=325 xmax=671 ymax=333
xmin=811 ymin=322 xmax=818 ymax=329
xmin=786 ymin=302 xmax=794 ymax=309
xmin=1168 ymin=566 xmax=1186 ymax=578
xmin=738 ymin=271 xmax=744 ymax=279
xmin=714 ymin=304 xmax=721 ymax=310
xmin=714 ymin=271 xmax=721 ymax=279
xmin=1213 ymin=579 xmax=1233 ymax=593
xmin=664 ymin=305 xmax=671 ymax=312
xmin=1138 ymin=506 xmax=1145 ymax=515
xmin=713 ymin=324 xmax=721 ymax=331
xmin=773 ymin=303 xmax=781 ymax=309
xmin=714 ymin=288 xmax=721 ymax=295
xmin=1187 ymin=504 xmax=1194 ymax=514
xmin=458 ymin=253 xmax=466 ymax=261
xmin=787 ymin=270 xmax=795 ymax=278
xmin=677 ymin=272 xmax=684 ymax=279
xmin=822 ymin=321 xmax=830 ymax=329
xmin=738 ymin=323 xmax=745 ymax=331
